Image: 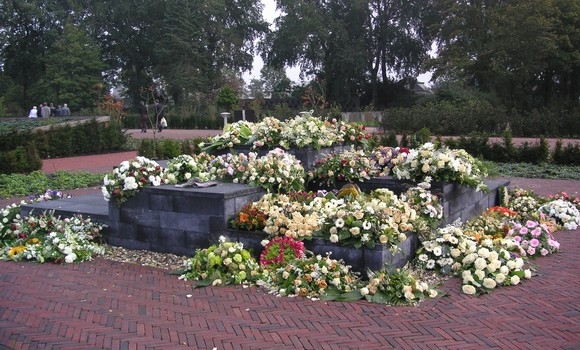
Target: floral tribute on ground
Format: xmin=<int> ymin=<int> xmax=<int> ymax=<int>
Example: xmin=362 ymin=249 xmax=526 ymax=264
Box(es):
xmin=1 ymin=194 xmax=105 ymax=264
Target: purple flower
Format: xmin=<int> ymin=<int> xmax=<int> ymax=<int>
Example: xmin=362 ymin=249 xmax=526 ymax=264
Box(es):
xmin=540 ymin=248 xmax=549 ymax=256
xmin=531 ymin=227 xmax=542 ymax=237
xmin=529 ymin=238 xmax=540 ymax=247
xmin=519 ymin=227 xmax=528 ymax=235
xmin=513 ymin=236 xmax=522 ymax=243
xmin=527 ymin=247 xmax=536 ymax=256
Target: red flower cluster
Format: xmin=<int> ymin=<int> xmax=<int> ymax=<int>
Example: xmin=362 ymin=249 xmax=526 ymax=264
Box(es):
xmin=259 ymin=236 xmax=305 ymax=269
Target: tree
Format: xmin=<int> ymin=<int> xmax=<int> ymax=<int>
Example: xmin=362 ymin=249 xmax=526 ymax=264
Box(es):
xmin=216 ymin=84 xmax=239 ymax=112
xmin=0 ymin=0 xmax=62 ymax=108
xmin=366 ymin=0 xmax=435 ymax=106
xmin=263 ymin=0 xmax=432 ymax=109
xmin=88 ymin=0 xmax=166 ymax=104
xmin=40 ymin=21 xmax=105 ymax=110
xmin=428 ymin=0 xmax=580 ymax=108
xmin=260 ymin=66 xmax=292 ymax=98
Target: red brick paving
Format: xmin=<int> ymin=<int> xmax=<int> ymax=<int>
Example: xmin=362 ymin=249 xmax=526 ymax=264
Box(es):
xmin=1 ymin=227 xmax=579 ymax=349
xmin=2 ymin=129 xmax=580 ymax=349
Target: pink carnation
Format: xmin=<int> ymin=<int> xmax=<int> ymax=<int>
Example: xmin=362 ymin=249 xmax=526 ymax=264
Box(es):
xmin=525 ymin=220 xmax=538 ymax=228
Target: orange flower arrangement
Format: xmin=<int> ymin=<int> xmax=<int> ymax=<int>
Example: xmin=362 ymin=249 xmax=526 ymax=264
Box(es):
xmin=230 ymin=203 xmax=267 ymax=231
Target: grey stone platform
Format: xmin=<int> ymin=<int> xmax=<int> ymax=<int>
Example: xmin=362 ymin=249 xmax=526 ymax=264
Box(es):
xmin=20 ymin=194 xmax=110 ymax=225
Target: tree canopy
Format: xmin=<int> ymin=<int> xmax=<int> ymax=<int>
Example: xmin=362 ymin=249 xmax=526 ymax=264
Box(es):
xmin=0 ymin=0 xmax=578 ymax=115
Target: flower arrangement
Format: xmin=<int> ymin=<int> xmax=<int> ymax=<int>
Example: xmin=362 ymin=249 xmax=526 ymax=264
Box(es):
xmin=279 ymin=114 xmax=338 ymax=149
xmin=207 ymin=152 xmax=256 ymax=182
xmin=248 ymin=116 xmax=283 ymax=149
xmin=257 ymin=253 xmax=360 ymax=298
xmin=29 ymin=189 xmax=71 ymax=203
xmin=459 ymin=239 xmax=532 ymax=295
xmin=391 ymin=143 xmax=488 ymax=191
xmin=506 ymin=220 xmax=560 ymax=257
xmin=165 ymin=154 xmax=214 ymax=184
xmin=333 ymin=120 xmax=373 ymax=147
xmin=307 ymin=147 xmax=378 ymax=188
xmin=101 ymin=156 xmax=166 ymax=206
xmin=538 ymin=199 xmax=580 ymax=230
xmin=1 ymin=211 xmax=105 ymax=263
xmin=1 ymin=203 xmax=22 ymax=244
xmin=360 ymin=266 xmax=439 ymax=305
xmin=399 ymin=182 xmax=443 ymax=238
xmin=229 ymin=203 xmax=267 ymax=231
xmin=508 ymin=195 xmax=542 ymax=221
xmin=242 ymin=148 xmax=306 ymax=193
xmin=314 ymin=189 xmax=415 ymax=250
xmin=255 ymin=193 xmax=321 ymax=239
xmin=415 ymin=224 xmax=473 ymax=275
xmin=369 ymin=146 xmax=409 ymax=176
xmin=199 ymin=121 xmax=254 ymax=151
xmin=259 ymin=235 xmax=305 ymax=269
xmin=179 ymin=236 xmax=262 ymax=287
xmin=463 ymin=206 xmax=517 ymax=241
xmin=547 ymin=191 xmax=580 ymax=210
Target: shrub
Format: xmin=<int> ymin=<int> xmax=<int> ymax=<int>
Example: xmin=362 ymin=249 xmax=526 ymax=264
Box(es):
xmin=0 ymin=144 xmax=42 ymax=174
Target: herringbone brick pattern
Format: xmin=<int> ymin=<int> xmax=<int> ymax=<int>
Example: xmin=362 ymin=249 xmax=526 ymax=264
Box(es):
xmin=1 ymin=228 xmax=578 ymax=349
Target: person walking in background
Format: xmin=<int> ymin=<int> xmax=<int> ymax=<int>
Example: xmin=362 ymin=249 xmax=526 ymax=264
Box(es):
xmin=138 ymin=101 xmax=148 ymax=133
xmin=154 ymin=100 xmax=164 ymax=132
xmin=50 ymin=103 xmax=57 ymax=116
xmin=60 ymin=103 xmax=71 ymax=116
xmin=28 ymin=106 xmax=38 ymax=118
xmin=41 ymin=103 xmax=51 ymax=118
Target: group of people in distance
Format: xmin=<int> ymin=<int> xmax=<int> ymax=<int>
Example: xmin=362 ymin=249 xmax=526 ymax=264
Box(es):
xmin=28 ymin=102 xmax=70 ymax=118
xmin=139 ymin=100 xmax=165 ymax=133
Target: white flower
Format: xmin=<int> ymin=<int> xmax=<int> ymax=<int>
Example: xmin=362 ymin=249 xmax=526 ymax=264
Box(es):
xmin=462 ymin=285 xmax=477 ymax=295
xmin=360 ymin=287 xmax=369 ymax=296
xmin=477 ymin=248 xmax=490 ymax=259
xmin=433 ymin=246 xmax=442 ymax=256
xmin=510 ymin=275 xmax=520 ymax=285
xmin=450 ymin=248 xmax=461 ymax=258
xmin=482 ymin=278 xmax=497 ymax=289
xmin=123 ymin=177 xmax=138 ymax=190
xmin=330 ymin=234 xmax=339 ymax=243
xmin=64 ymin=253 xmax=77 ymax=263
xmin=474 ymin=257 xmax=487 ymax=271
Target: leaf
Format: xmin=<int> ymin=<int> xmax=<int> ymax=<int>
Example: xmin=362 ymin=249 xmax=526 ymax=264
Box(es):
xmin=319 ymin=287 xmax=362 ymax=302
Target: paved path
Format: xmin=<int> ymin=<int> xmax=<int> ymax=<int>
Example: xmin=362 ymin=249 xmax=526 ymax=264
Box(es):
xmin=1 ymin=129 xmax=579 ymax=349
xmin=1 ymin=229 xmax=578 ymax=349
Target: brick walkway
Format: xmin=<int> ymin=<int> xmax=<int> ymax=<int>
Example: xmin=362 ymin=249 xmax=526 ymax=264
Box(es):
xmin=1 ymin=228 xmax=578 ymax=349
xmin=1 ymin=129 xmax=579 ymax=349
